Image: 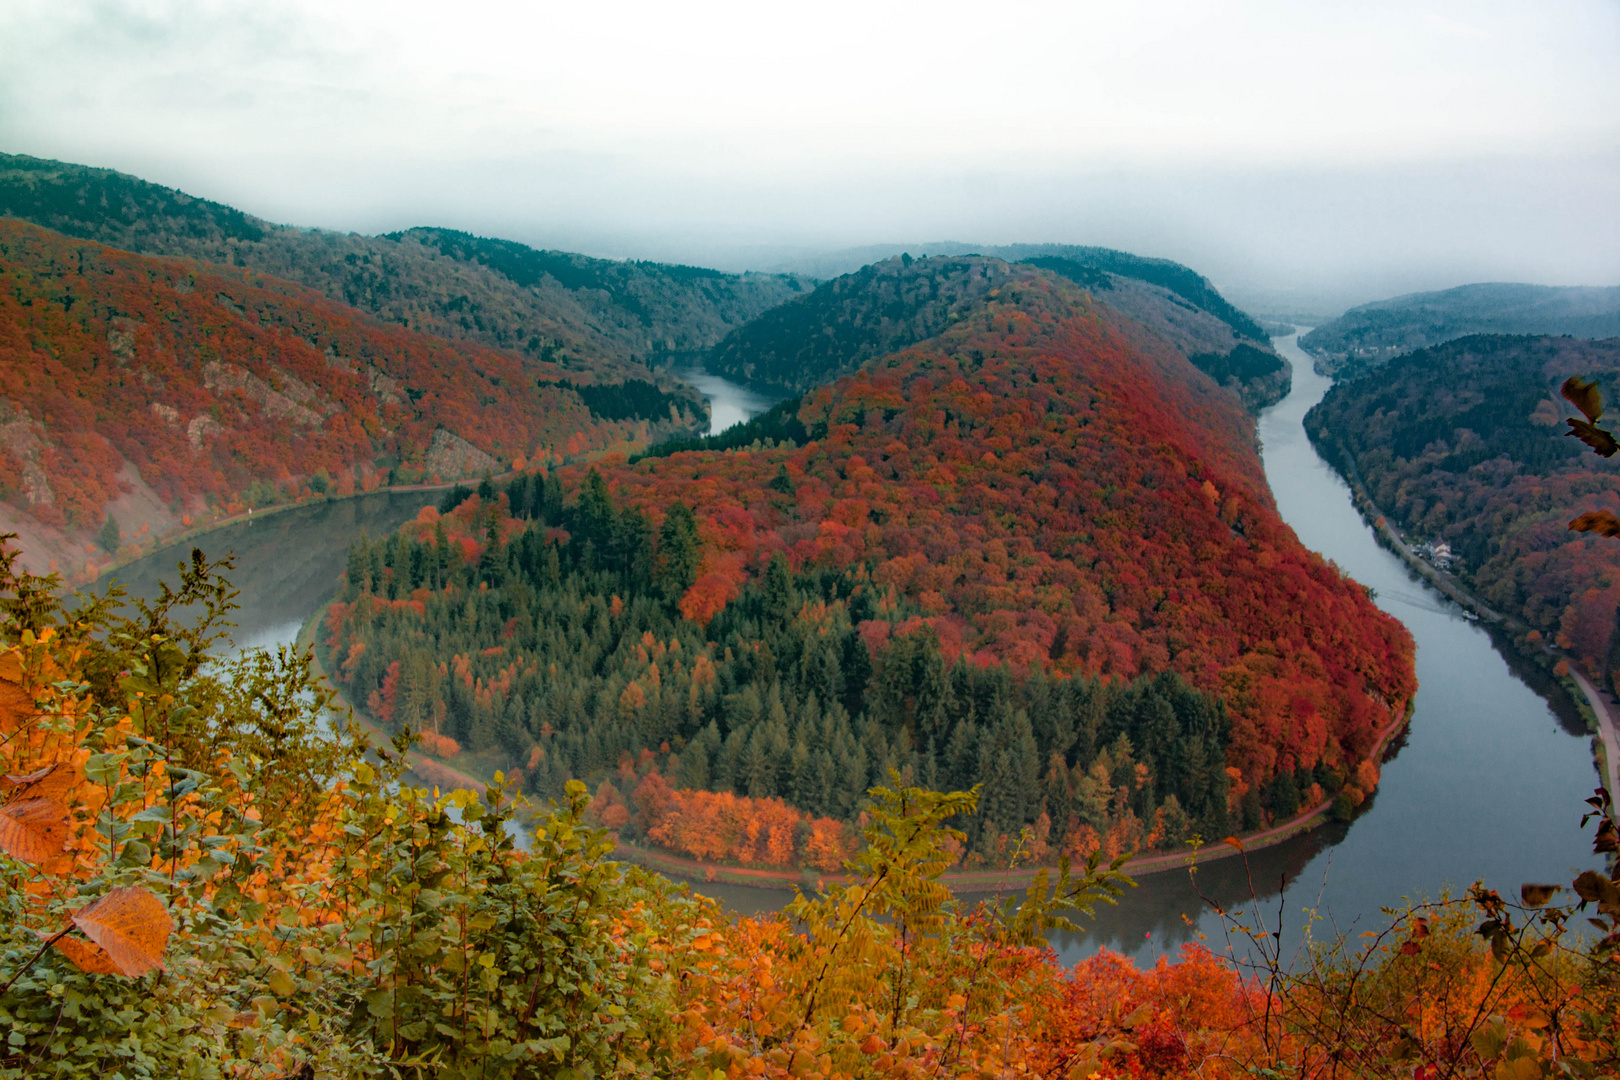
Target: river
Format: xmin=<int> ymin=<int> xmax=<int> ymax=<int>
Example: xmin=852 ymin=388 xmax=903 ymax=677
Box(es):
xmin=93 ymin=341 xmax=1606 ymax=963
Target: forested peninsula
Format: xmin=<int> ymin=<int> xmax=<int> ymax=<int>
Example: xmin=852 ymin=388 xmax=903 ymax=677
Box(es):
xmin=325 ymin=264 xmax=1413 ymax=874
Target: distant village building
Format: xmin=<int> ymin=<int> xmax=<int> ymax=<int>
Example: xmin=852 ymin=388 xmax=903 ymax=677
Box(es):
xmin=1414 ymin=540 xmax=1454 ymax=571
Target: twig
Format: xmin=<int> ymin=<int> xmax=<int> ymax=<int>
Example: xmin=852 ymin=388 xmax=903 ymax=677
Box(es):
xmin=0 ymin=928 xmax=70 ymax=998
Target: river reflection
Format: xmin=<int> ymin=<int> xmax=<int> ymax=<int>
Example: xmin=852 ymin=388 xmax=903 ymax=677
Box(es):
xmin=88 ymin=491 xmax=436 ymax=649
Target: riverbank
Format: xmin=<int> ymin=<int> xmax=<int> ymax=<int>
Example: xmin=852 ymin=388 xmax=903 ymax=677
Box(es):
xmin=295 ymin=602 xmax=497 ymax=802
xmin=1308 ymin=429 xmax=1620 ymax=818
xmin=299 ymin=582 xmax=1411 ymax=898
xmin=608 ymin=702 xmax=1411 ymax=894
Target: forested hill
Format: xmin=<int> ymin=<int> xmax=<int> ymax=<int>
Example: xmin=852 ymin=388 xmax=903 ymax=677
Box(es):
xmin=332 ymin=266 xmax=1414 ymax=867
xmin=0 ymin=219 xmax=697 ymax=578
xmin=1301 ymin=282 xmax=1620 ymax=376
xmin=0 ymin=153 xmax=810 ymax=377
xmin=1305 ymin=333 xmax=1620 ymax=683
xmin=705 ymin=255 xmax=1017 ymax=395
xmin=770 ymin=241 xmax=1271 ymax=345
xmin=707 ymin=253 xmax=1288 ymax=410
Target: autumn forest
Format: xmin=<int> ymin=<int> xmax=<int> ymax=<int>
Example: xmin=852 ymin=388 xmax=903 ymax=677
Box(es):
xmin=1 ymin=152 xmax=1617 ymax=1079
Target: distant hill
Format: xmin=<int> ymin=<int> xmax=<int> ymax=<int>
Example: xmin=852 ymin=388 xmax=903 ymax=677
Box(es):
xmin=1305 ymin=333 xmax=1620 ymax=683
xmin=0 ymin=219 xmax=704 ymax=580
xmin=0 ymin=153 xmax=810 ymax=383
xmin=1301 ymin=283 xmax=1620 ymax=376
xmin=708 ymin=253 xmax=1288 ymax=410
xmin=706 ymin=255 xmax=1017 ymax=395
xmin=766 ymin=241 xmax=1270 ymax=344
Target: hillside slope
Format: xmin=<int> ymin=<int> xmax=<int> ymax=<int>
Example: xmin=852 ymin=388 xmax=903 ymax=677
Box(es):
xmin=710 ymin=253 xmax=1287 ymax=409
xmin=0 ymin=153 xmax=809 ymax=378
xmin=0 ymin=219 xmax=700 ymax=577
xmin=1305 ymin=333 xmax=1620 ymax=682
xmin=1302 ymin=283 xmax=1620 ymax=376
xmin=334 ymin=266 xmax=1413 ymax=858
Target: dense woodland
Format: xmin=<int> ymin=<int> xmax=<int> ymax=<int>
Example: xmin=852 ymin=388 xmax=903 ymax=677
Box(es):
xmin=0 ymin=219 xmax=689 ymax=538
xmin=0 ymin=153 xmax=809 ymax=379
xmin=332 ymin=270 xmax=1414 ymax=869
xmin=705 ymin=256 xmax=1019 ymax=395
xmin=1302 ymin=283 xmax=1620 ymax=375
xmin=1307 ymin=333 xmax=1620 ymax=688
xmin=706 ymin=252 xmax=1288 ymax=412
xmin=328 ymin=488 xmax=1239 ymax=866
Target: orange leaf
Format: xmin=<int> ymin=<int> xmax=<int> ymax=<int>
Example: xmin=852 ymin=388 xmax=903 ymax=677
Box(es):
xmin=1565 ymin=418 xmax=1619 ymax=457
xmin=2 ymin=763 xmax=78 ymax=802
xmin=36 ymin=929 xmax=122 ymax=975
xmin=0 ymin=796 xmax=70 ymax=863
xmin=1222 ymin=836 xmax=1244 ymax=853
xmin=1570 ymin=510 xmax=1620 ymax=537
xmin=69 ymin=887 xmax=171 ymax=977
xmin=1562 ymin=376 xmax=1604 ymax=423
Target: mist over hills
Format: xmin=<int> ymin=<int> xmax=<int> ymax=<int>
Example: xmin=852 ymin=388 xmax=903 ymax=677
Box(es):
xmin=1301 ymin=282 xmax=1620 ymax=376
xmin=0 ymin=153 xmax=811 ymax=385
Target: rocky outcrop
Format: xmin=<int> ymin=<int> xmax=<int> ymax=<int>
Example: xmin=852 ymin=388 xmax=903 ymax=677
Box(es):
xmin=423 ymin=429 xmax=498 ymax=480
xmin=0 ymin=402 xmax=52 ymax=507
xmin=202 ymin=361 xmax=324 ymax=427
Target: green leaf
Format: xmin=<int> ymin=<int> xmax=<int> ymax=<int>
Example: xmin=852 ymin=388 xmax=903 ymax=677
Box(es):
xmin=116 ymin=839 xmax=151 ymax=867
xmin=266 ymin=968 xmax=295 ymax=997
xmin=84 ymin=752 xmax=127 ymax=787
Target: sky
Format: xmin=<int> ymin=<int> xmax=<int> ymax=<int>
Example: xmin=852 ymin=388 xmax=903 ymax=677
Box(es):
xmin=2 ymin=0 xmax=1617 ymax=316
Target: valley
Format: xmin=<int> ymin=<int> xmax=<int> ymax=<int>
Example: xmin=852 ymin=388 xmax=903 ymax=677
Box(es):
xmin=93 ymin=332 xmax=1607 ymax=964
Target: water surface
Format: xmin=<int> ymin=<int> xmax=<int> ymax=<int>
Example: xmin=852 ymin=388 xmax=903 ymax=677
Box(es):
xmin=681 ymin=368 xmax=780 ymax=435
xmin=94 ymin=491 xmax=436 ymax=648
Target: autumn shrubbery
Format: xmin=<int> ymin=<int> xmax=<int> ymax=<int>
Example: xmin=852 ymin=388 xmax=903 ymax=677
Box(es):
xmin=3 ymin=542 xmax=1618 ymax=1079
xmin=0 ymin=544 xmax=697 ymax=1077
xmin=589 ymin=769 xmax=857 ymax=872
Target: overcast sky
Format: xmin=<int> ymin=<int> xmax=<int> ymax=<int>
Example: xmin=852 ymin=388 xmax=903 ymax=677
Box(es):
xmin=2 ymin=0 xmax=1617 ymax=314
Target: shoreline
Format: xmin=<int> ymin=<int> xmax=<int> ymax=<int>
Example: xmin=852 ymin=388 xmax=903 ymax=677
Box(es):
xmin=295 ymin=584 xmax=1414 ymax=899
xmin=610 ymin=701 xmax=1412 ymax=894
xmin=1309 ymin=429 xmax=1620 ymax=818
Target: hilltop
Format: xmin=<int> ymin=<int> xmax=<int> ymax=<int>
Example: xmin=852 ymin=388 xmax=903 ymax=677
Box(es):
xmin=0 ymin=153 xmax=810 ymax=380
xmin=1301 ymin=282 xmax=1620 ymax=376
xmin=767 ymin=241 xmax=1272 ymax=345
xmin=707 ymin=253 xmax=1288 ymax=410
xmin=0 ymin=219 xmax=702 ymax=579
xmin=1305 ymin=333 xmax=1620 ymax=682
